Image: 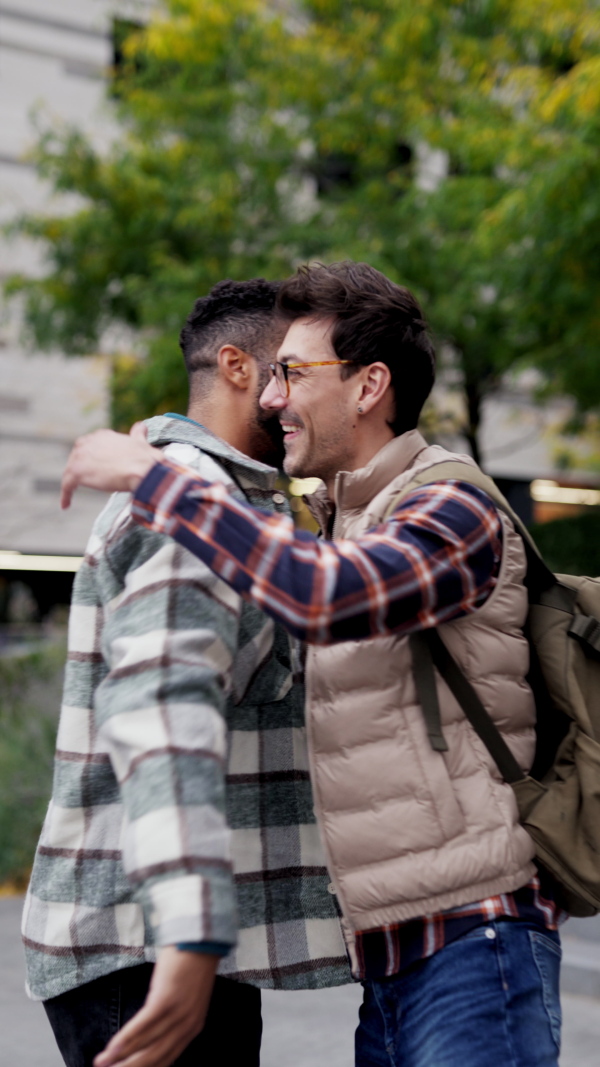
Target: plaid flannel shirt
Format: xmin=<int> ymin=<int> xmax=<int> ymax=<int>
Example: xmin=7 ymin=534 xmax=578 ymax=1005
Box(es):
xmin=128 ymin=457 xmax=562 ymax=979
xmin=355 ymin=872 xmax=565 ymax=980
xmin=22 ymin=417 xmax=350 ymax=1002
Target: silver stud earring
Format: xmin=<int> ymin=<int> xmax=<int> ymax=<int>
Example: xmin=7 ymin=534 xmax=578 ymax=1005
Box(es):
xmin=357 ymin=405 xmax=363 ymax=413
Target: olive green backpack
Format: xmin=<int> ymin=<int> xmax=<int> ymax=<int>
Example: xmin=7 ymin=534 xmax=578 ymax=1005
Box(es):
xmin=391 ymin=461 xmax=600 ymax=918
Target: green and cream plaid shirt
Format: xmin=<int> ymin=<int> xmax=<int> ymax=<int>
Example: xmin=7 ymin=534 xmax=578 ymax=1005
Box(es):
xmin=22 ymin=416 xmax=350 ymax=1000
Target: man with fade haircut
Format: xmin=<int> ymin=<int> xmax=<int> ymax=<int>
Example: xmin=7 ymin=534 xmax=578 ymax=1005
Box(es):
xmin=23 ymin=278 xmax=350 ymax=1067
xmin=62 ymin=261 xmax=565 ymax=1067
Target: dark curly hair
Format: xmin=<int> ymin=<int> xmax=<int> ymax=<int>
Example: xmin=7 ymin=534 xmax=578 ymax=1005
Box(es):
xmin=277 ymin=262 xmax=435 ymax=435
xmin=180 ymin=278 xmax=282 ymax=395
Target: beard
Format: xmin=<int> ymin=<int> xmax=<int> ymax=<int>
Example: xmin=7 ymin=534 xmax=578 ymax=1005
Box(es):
xmin=249 ymin=362 xmax=286 ymax=468
xmin=249 ymin=404 xmax=286 ymax=468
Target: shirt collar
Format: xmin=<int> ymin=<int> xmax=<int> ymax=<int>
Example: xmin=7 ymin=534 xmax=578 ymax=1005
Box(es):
xmin=144 ymin=414 xmax=278 ymax=490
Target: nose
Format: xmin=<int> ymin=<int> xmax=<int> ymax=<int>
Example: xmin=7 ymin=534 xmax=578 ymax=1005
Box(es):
xmin=260 ymin=376 xmax=287 ymax=410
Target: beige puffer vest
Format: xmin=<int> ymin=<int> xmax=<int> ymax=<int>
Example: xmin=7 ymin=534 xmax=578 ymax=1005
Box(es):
xmin=304 ymin=431 xmax=537 ymax=968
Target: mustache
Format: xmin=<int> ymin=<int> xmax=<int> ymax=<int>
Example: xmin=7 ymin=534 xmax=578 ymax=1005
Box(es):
xmin=279 ymin=415 xmax=304 ymax=429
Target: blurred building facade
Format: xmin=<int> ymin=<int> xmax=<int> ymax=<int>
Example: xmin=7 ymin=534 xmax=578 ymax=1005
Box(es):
xmin=0 ymin=0 xmax=598 ymax=623
xmin=0 ymin=0 xmax=149 ymax=621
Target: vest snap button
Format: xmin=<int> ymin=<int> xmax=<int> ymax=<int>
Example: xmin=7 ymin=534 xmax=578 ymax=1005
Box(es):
xmin=485 ymin=928 xmax=496 ymax=939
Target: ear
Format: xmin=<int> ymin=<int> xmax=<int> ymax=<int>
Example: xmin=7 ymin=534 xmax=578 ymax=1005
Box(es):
xmin=356 ymin=362 xmax=392 ymax=415
xmin=217 ymin=345 xmax=254 ymax=390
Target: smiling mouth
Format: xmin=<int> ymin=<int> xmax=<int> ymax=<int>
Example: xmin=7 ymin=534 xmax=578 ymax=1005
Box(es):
xmin=281 ymin=423 xmax=303 ymax=438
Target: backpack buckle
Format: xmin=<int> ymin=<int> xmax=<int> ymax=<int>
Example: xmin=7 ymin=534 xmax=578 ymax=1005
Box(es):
xmin=569 ymin=614 xmax=600 ymax=659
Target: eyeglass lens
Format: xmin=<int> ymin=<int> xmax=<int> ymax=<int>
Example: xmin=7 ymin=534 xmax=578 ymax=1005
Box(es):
xmin=273 ymin=362 xmax=289 ymax=396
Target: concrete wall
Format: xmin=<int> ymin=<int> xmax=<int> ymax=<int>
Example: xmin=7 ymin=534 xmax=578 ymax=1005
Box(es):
xmin=0 ymin=1 xmax=148 ymax=555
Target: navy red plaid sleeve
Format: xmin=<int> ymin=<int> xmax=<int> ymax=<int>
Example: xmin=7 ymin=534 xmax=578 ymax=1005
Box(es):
xmin=131 ymin=458 xmax=502 ymax=645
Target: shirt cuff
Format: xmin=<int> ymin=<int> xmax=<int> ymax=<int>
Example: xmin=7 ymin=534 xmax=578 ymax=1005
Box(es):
xmin=177 ymin=941 xmax=231 ymax=957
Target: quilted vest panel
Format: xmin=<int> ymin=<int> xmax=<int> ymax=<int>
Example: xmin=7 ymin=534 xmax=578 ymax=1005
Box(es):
xmin=304 ymin=433 xmax=537 ymax=951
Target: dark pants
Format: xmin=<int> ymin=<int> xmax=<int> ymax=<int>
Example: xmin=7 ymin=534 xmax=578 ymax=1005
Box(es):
xmin=44 ymin=965 xmax=262 ymax=1067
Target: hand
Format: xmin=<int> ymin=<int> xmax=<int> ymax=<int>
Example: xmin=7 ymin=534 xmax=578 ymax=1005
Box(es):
xmin=93 ymin=946 xmax=219 ymax=1067
xmin=61 ymin=422 xmax=160 ymax=509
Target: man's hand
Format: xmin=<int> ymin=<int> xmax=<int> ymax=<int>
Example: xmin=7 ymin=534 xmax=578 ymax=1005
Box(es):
xmin=93 ymin=947 xmax=219 ymax=1067
xmin=61 ymin=422 xmax=160 ymax=509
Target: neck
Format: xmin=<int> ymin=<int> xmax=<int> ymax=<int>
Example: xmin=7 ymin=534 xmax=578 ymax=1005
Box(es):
xmin=324 ymin=421 xmax=395 ymax=498
xmin=187 ymin=398 xmax=244 ymax=454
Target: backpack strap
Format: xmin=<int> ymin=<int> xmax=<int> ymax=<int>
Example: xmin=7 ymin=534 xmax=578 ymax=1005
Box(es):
xmin=383 ymin=460 xmax=556 ymax=597
xmin=569 ymin=613 xmax=600 ymax=658
xmin=389 ymin=460 xmax=552 ymax=770
xmin=409 ymin=632 xmax=448 ymax=752
xmin=415 ymin=629 xmax=526 ymax=784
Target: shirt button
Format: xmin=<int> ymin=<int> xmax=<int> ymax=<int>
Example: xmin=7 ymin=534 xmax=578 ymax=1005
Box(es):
xmin=485 ymin=928 xmax=496 ymax=939
xmin=327 ymin=883 xmax=336 ymax=894
xmin=272 ymin=492 xmax=286 ymax=505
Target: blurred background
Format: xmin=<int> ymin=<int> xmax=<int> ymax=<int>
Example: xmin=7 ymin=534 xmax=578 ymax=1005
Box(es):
xmin=1 ymin=0 xmax=599 ymax=884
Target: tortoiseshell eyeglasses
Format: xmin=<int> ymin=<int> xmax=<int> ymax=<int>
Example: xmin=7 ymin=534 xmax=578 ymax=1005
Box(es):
xmin=268 ymin=360 xmax=353 ymax=398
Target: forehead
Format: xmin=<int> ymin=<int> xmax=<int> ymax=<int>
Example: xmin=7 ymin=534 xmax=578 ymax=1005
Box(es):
xmin=277 ymin=316 xmax=336 ymax=363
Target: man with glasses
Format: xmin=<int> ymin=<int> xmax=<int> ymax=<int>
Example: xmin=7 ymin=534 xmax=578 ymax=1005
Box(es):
xmin=61 ymin=261 xmax=563 ymax=1067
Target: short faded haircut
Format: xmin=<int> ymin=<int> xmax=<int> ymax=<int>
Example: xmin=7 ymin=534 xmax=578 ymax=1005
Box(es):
xmin=180 ymin=278 xmax=282 ymax=396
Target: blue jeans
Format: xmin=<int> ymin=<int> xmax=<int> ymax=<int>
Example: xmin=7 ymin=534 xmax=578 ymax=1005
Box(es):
xmin=355 ymin=921 xmax=561 ymax=1067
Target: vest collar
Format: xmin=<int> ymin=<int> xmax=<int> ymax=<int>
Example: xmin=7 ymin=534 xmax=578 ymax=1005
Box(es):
xmin=305 ymin=430 xmax=431 ymax=527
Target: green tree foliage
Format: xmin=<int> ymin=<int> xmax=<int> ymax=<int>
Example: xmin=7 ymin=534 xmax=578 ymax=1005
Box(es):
xmin=291 ymin=0 xmax=600 ymax=459
xmin=531 ymin=510 xmax=600 ymax=576
xmin=6 ymin=3 xmax=308 ymax=422
xmin=4 ymin=1 xmax=600 ymax=450
xmin=479 ymin=3 xmax=600 ymax=416
xmin=0 ymin=644 xmax=64 ymax=886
